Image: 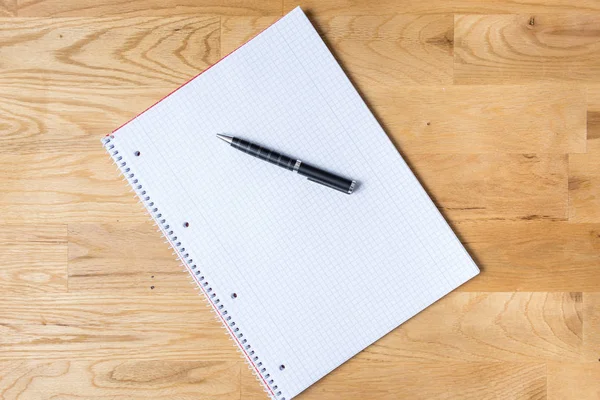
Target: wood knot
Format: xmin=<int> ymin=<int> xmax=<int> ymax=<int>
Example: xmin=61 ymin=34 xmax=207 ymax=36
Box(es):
xmin=529 ymin=16 xmax=535 ymax=26
xmin=569 ymin=292 xmax=582 ymax=303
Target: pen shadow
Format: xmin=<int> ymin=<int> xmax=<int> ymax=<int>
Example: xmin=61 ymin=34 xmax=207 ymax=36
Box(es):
xmin=305 ymin=10 xmax=484 ymax=272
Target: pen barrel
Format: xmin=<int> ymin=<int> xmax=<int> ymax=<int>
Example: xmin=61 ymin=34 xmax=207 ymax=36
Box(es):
xmin=297 ymin=163 xmax=355 ymax=194
xmin=232 ymin=138 xmax=296 ymax=171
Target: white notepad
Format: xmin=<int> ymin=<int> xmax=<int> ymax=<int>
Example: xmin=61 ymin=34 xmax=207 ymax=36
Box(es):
xmin=102 ymin=7 xmax=479 ymax=399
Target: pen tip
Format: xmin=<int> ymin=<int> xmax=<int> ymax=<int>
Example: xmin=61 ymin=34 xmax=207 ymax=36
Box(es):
xmin=216 ymin=134 xmax=233 ymax=144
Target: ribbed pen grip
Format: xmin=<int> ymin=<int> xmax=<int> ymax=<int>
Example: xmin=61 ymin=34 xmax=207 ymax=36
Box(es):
xmin=232 ymin=138 xmax=296 ymax=170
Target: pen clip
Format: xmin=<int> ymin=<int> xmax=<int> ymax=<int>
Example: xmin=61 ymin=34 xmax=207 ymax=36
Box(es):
xmin=307 ymin=177 xmax=350 ymax=194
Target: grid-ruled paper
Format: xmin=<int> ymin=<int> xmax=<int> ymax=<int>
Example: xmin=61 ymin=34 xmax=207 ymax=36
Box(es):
xmin=104 ymin=7 xmax=479 ymax=400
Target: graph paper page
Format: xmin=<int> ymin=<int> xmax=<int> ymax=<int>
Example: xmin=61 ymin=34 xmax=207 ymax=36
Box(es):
xmin=105 ymin=7 xmax=479 ymax=400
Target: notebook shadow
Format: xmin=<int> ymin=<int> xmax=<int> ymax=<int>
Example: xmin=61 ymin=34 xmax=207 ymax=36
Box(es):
xmin=305 ymin=10 xmax=484 ymax=272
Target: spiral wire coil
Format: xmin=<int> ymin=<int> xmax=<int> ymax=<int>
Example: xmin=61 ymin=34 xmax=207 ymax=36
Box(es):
xmin=102 ymin=135 xmax=286 ymax=400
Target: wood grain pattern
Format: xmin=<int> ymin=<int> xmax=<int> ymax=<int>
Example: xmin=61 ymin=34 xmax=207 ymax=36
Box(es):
xmin=454 ymin=14 xmax=600 ymax=84
xmin=583 ymin=292 xmax=600 ymax=362
xmin=220 ymin=16 xmax=278 ymax=55
xmin=242 ymin=361 xmax=547 ymax=400
xmin=0 ymin=360 xmax=240 ymax=399
xmin=365 ymin=292 xmax=583 ymax=362
xmin=0 ymin=152 xmax=148 ymax=224
xmin=284 ymin=0 xmax=600 ymax=14
xmin=3 ymin=81 xmax=587 ymax=159
xmin=455 ymin=222 xmax=600 ymax=291
xmin=223 ymin=14 xmax=454 ymax=86
xmin=410 ymin=154 xmax=568 ymax=221
xmin=548 ymin=362 xmax=600 ymax=400
xmin=68 ymin=223 xmax=185 ymax=293
xmin=2 ymin=2 xmax=600 ymax=399
xmin=66 ymin=222 xmax=600 ymax=294
xmin=569 ymin=86 xmax=600 ymax=222
xmin=17 ymin=0 xmax=281 ymax=17
xmin=376 ymin=85 xmax=586 ymax=154
xmin=0 ymin=17 xmax=220 ymax=88
xmin=0 ymin=0 xmax=16 ymax=16
xmin=569 ymin=147 xmax=600 ymax=222
xmin=0 ymin=225 xmax=67 ymax=294
xmin=0 ymin=153 xmax=567 ymax=224
xmin=0 ymin=292 xmax=583 ymax=363
xmin=0 ymin=85 xmax=170 ymax=155
xmin=0 ymin=294 xmax=236 ymax=361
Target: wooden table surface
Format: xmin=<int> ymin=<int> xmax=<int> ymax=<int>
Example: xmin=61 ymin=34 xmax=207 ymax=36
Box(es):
xmin=1 ymin=1 xmax=600 ymax=399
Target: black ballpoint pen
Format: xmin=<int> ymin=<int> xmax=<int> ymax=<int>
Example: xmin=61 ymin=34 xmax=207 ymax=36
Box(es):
xmin=216 ymin=134 xmax=356 ymax=194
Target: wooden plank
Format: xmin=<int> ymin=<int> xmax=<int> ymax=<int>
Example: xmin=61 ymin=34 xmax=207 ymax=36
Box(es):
xmin=68 ymin=223 xmax=187 ymax=293
xmin=0 ymin=225 xmax=67 ymax=294
xmin=454 ymin=14 xmax=600 ymax=84
xmin=0 ymin=360 xmax=240 ymax=399
xmin=0 ymin=85 xmax=170 ymax=155
xmin=583 ymin=293 xmax=600 ymax=362
xmin=0 ymin=292 xmax=582 ymax=363
xmin=0 ymin=84 xmax=587 ymax=158
xmin=455 ymin=222 xmax=600 ymax=291
xmin=242 ymin=360 xmax=546 ymax=399
xmin=17 ymin=0 xmax=280 ymax=17
xmin=284 ymin=0 xmax=600 ymax=15
xmin=548 ymin=362 xmax=600 ymax=400
xmin=366 ymin=292 xmax=583 ymax=362
xmin=68 ymin=221 xmax=600 ymax=294
xmin=377 ymin=85 xmax=586 ymax=154
xmin=410 ymin=154 xmax=568 ymax=221
xmin=0 ymin=0 xmax=16 ymax=16
xmin=0 ymin=16 xmax=220 ymax=88
xmin=224 ymin=17 xmax=586 ymax=154
xmin=221 ymin=16 xmax=277 ymax=54
xmin=0 ymin=294 xmax=236 ymax=361
xmin=0 ymin=152 xmax=148 ymax=224
xmin=569 ymin=86 xmax=600 ymax=222
xmin=222 ymin=14 xmax=454 ymax=86
xmin=0 ymin=152 xmax=567 ymax=224
xmin=569 ymin=150 xmax=600 ymax=222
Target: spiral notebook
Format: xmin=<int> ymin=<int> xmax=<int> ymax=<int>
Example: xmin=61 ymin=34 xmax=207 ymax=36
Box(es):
xmin=102 ymin=7 xmax=479 ymax=400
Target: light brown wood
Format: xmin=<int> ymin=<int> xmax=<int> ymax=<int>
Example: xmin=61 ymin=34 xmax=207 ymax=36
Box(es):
xmin=0 ymin=225 xmax=67 ymax=294
xmin=548 ymin=362 xmax=600 ymax=400
xmin=243 ymin=360 xmax=547 ymax=399
xmin=410 ymin=154 xmax=568 ymax=221
xmin=68 ymin=223 xmax=185 ymax=293
xmin=0 ymin=360 xmax=241 ymax=399
xmin=0 ymin=293 xmax=236 ymax=361
xmin=0 ymin=85 xmax=171 ymax=155
xmin=364 ymin=292 xmax=583 ymax=362
xmin=0 ymin=17 xmax=220 ymax=88
xmin=0 ymin=152 xmax=148 ymax=224
xmin=0 ymin=292 xmax=584 ymax=362
xmin=454 ymin=222 xmax=600 ymax=291
xmin=67 ymin=222 xmax=600 ymax=294
xmin=2 ymin=2 xmax=600 ymax=399
xmin=223 ymin=15 xmax=454 ymax=86
xmin=583 ymin=292 xmax=600 ymax=362
xmin=0 ymin=152 xmax=568 ymax=223
xmin=283 ymin=0 xmax=600 ymax=14
xmin=376 ymin=85 xmax=586 ymax=154
xmin=569 ymin=86 xmax=600 ymax=222
xmin=454 ymin=14 xmax=600 ymax=84
xmin=0 ymin=0 xmax=16 ymax=16
xmin=17 ymin=0 xmax=280 ymax=17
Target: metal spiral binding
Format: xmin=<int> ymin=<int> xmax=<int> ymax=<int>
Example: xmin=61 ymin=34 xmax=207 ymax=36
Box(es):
xmin=101 ymin=135 xmax=286 ymax=400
